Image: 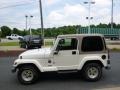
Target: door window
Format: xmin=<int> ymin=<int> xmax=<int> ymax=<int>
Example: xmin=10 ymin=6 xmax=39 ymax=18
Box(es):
xmin=57 ymin=38 xmax=78 ymax=50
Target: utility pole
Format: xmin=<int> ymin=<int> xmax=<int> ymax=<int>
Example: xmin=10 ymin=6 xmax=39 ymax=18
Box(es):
xmin=84 ymin=0 xmax=95 ymax=34
xmin=39 ymin=0 xmax=44 ymax=46
xmin=111 ymin=0 xmax=113 ymax=30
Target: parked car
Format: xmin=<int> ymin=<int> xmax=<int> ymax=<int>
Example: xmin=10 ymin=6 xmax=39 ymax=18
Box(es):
xmin=6 ymin=34 xmax=23 ymax=40
xmin=12 ymin=34 xmax=110 ymax=84
xmin=19 ymin=35 xmax=43 ymax=49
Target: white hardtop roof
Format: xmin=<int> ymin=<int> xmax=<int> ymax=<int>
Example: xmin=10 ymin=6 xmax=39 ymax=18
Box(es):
xmin=58 ymin=34 xmax=104 ymax=38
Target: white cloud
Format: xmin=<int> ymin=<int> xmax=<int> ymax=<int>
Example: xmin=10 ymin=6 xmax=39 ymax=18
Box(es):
xmin=44 ymin=0 xmax=60 ymax=6
xmin=46 ymin=4 xmax=88 ymax=27
xmin=94 ymin=0 xmax=111 ymax=7
xmin=45 ymin=0 xmax=114 ymax=28
xmin=0 ymin=0 xmax=119 ymax=29
xmin=114 ymin=14 xmax=120 ymax=24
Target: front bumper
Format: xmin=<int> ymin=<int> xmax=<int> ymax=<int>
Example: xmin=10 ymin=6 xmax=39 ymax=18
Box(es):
xmin=11 ymin=67 xmax=17 ymax=73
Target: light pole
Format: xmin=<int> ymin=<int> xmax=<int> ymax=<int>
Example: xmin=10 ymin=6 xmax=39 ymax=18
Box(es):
xmin=111 ymin=0 xmax=113 ymax=30
xmin=29 ymin=15 xmax=33 ymax=35
xmin=84 ymin=0 xmax=95 ymax=34
xmin=25 ymin=15 xmax=28 ymax=31
xmin=39 ymin=0 xmax=44 ymax=46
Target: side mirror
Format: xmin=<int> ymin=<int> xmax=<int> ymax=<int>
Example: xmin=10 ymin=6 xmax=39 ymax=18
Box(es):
xmin=59 ymin=39 xmax=65 ymax=45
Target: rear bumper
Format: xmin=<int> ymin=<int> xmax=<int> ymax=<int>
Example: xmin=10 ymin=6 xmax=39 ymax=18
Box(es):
xmin=105 ymin=60 xmax=111 ymax=70
xmin=105 ymin=65 xmax=111 ymax=70
xmin=30 ymin=43 xmax=41 ymax=46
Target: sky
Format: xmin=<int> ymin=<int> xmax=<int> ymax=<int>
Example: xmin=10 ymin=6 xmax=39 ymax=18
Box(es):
xmin=0 ymin=0 xmax=120 ymax=30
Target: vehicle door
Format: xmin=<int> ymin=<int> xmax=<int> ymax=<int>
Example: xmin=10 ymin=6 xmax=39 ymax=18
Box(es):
xmin=53 ymin=37 xmax=80 ymax=70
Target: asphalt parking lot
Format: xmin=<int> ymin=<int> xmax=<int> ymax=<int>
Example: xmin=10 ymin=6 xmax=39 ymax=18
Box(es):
xmin=0 ymin=52 xmax=120 ymax=90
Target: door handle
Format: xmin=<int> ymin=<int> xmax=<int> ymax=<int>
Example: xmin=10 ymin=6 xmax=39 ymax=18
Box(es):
xmin=72 ymin=51 xmax=76 ymax=55
xmin=48 ymin=60 xmax=52 ymax=63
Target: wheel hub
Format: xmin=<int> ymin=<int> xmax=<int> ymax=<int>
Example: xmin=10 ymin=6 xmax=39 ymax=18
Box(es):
xmin=21 ymin=70 xmax=34 ymax=81
xmin=87 ymin=67 xmax=98 ymax=79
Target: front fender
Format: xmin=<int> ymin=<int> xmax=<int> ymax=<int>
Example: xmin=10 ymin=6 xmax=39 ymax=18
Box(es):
xmin=13 ymin=59 xmax=44 ymax=72
xmin=78 ymin=56 xmax=104 ymax=70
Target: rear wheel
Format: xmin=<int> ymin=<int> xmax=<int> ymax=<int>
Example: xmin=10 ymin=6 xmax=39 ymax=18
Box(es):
xmin=82 ymin=63 xmax=102 ymax=81
xmin=17 ymin=66 xmax=39 ymax=85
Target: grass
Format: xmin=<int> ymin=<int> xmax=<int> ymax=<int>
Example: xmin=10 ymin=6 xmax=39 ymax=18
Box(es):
xmin=0 ymin=42 xmax=19 ymax=46
xmin=110 ymin=48 xmax=120 ymax=52
xmin=45 ymin=41 xmax=53 ymax=46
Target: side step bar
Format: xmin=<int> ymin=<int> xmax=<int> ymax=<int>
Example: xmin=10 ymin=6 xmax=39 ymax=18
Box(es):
xmin=58 ymin=70 xmax=78 ymax=74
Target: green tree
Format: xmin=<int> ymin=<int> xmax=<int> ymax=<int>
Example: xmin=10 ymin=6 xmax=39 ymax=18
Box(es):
xmin=13 ymin=28 xmax=21 ymax=35
xmin=1 ymin=26 xmax=11 ymax=37
xmin=97 ymin=23 xmax=108 ymax=28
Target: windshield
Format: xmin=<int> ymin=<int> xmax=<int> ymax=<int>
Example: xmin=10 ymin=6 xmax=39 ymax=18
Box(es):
xmin=23 ymin=35 xmax=41 ymax=41
xmin=50 ymin=38 xmax=57 ymax=50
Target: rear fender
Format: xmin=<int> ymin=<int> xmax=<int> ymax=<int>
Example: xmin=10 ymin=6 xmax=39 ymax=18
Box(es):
xmin=78 ymin=56 xmax=104 ymax=70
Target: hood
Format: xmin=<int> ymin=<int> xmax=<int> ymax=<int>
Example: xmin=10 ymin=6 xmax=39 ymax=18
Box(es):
xmin=19 ymin=47 xmax=52 ymax=59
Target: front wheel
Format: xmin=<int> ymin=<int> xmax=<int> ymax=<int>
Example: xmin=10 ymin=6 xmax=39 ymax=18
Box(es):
xmin=25 ymin=44 xmax=31 ymax=49
xmin=17 ymin=66 xmax=39 ymax=84
xmin=38 ymin=45 xmax=41 ymax=48
xmin=82 ymin=63 xmax=102 ymax=81
xmin=8 ymin=38 xmax=13 ymax=40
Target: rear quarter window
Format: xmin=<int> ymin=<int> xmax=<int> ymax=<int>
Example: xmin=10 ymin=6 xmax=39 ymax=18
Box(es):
xmin=81 ymin=36 xmax=104 ymax=52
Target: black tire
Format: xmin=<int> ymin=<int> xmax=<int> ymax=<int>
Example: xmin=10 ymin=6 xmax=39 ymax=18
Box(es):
xmin=25 ymin=44 xmax=30 ymax=49
xmin=17 ymin=66 xmax=39 ymax=85
xmin=38 ymin=45 xmax=41 ymax=48
xmin=18 ymin=37 xmax=21 ymax=40
xmin=82 ymin=63 xmax=102 ymax=81
xmin=8 ymin=38 xmax=12 ymax=40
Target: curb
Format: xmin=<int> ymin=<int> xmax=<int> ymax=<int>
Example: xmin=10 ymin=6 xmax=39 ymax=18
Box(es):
xmin=0 ymin=50 xmax=26 ymax=57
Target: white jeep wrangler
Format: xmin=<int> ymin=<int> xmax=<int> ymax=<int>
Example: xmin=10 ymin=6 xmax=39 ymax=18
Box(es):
xmin=12 ymin=34 xmax=110 ymax=84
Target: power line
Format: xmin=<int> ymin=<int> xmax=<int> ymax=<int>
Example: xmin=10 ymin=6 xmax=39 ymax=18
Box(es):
xmin=0 ymin=0 xmax=35 ymax=5
xmin=0 ymin=1 xmax=35 ymax=9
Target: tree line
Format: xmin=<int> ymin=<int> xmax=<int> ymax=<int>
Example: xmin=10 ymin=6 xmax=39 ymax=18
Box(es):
xmin=0 ymin=23 xmax=120 ymax=38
